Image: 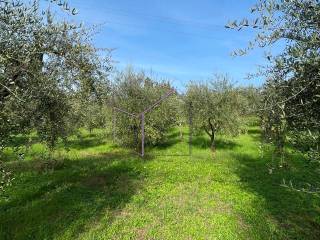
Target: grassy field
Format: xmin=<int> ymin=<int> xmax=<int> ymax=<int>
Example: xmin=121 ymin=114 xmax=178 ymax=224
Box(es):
xmin=1 ymin=126 xmax=320 ymax=240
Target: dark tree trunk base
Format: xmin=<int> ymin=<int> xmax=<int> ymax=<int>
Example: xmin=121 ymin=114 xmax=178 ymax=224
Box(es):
xmin=210 ymin=135 xmax=215 ymax=152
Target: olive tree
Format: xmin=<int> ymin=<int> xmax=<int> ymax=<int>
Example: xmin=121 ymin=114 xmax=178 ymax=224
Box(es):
xmin=227 ymin=0 xmax=320 ymax=162
xmin=0 ymin=0 xmax=112 ymax=150
xmin=259 ymin=75 xmax=289 ymax=166
xmin=112 ymin=68 xmax=179 ymax=148
xmin=0 ymin=0 xmax=112 ymax=196
xmin=227 ymin=0 xmax=320 ymax=193
xmin=73 ymin=99 xmax=111 ymax=134
xmin=237 ymin=86 xmax=261 ymax=116
xmin=185 ymin=75 xmax=244 ymax=152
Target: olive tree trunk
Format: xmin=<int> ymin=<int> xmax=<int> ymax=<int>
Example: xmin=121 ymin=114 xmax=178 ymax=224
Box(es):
xmin=205 ymin=118 xmax=216 ymax=153
xmin=210 ymin=132 xmax=216 ymax=152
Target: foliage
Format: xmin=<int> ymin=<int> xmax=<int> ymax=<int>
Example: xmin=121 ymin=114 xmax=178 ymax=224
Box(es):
xmin=185 ymin=75 xmax=245 ymax=151
xmin=77 ymin=102 xmax=110 ymax=133
xmin=0 ymin=161 xmax=14 ymax=197
xmin=112 ymin=68 xmax=179 ymax=148
xmin=236 ymin=86 xmax=261 ymax=116
xmin=259 ymin=76 xmax=287 ymax=159
xmin=0 ymin=0 xmax=112 ymax=150
xmin=227 ymin=0 xmax=320 ymax=162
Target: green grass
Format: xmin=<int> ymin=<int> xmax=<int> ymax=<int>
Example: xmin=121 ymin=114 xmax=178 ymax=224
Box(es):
xmin=1 ymin=127 xmax=320 ymax=239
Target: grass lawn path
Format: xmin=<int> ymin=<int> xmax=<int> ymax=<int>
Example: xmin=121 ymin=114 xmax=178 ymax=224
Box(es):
xmin=1 ymin=127 xmax=319 ymax=239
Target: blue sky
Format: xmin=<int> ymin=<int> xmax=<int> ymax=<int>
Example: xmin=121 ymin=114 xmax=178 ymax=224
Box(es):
xmin=55 ymin=0 xmax=278 ymax=90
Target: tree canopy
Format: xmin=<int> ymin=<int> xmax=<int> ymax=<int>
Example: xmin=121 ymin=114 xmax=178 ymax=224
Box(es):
xmin=227 ymin=0 xmax=320 ymax=162
xmin=185 ymin=75 xmax=245 ymax=151
xmin=112 ymin=68 xmax=180 ymax=148
xmin=0 ymin=0 xmax=112 ymax=150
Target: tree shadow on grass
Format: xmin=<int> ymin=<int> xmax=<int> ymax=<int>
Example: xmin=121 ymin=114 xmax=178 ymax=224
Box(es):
xmin=64 ymin=135 xmax=107 ymax=150
xmin=191 ymin=135 xmax=240 ymax=150
xmin=246 ymin=128 xmax=263 ymax=143
xmin=144 ymin=130 xmax=190 ymax=157
xmin=149 ymin=130 xmax=184 ymax=150
xmin=147 ymin=131 xmax=241 ymax=157
xmin=247 ymin=129 xmax=261 ymax=135
xmin=0 ymin=152 xmax=145 ymax=240
xmin=232 ymin=151 xmax=320 ymax=239
xmin=6 ymin=134 xmax=39 ymax=148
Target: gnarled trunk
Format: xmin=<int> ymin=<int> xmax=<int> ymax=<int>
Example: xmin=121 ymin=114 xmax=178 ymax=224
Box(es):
xmin=205 ymin=117 xmax=216 ymax=153
xmin=210 ymin=132 xmax=216 ymax=152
